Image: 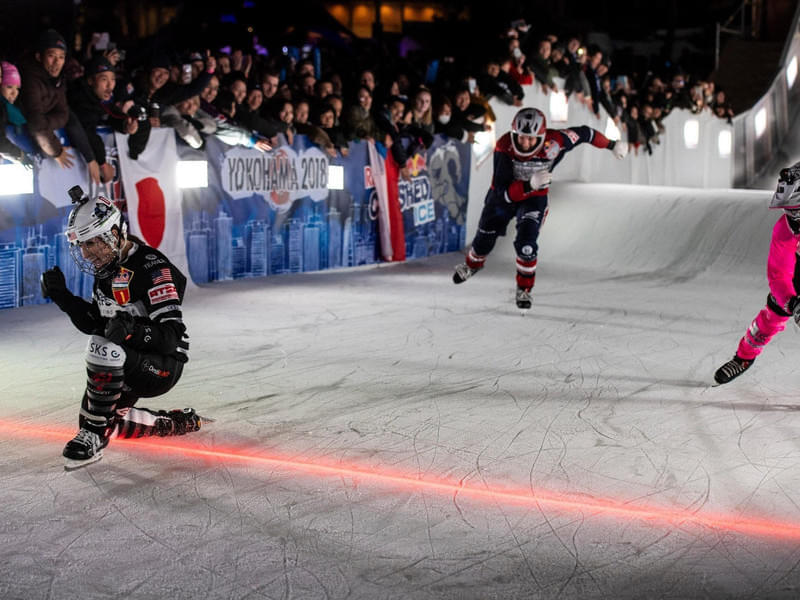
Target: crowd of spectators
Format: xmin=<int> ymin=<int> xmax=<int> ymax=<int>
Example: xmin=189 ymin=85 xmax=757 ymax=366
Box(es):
xmin=0 ymin=16 xmax=739 ymax=183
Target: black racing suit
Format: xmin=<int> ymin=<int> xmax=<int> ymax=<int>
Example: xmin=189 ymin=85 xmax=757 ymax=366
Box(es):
xmin=51 ymin=237 xmax=190 ymax=438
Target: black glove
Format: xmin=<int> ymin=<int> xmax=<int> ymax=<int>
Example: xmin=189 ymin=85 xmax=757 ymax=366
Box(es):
xmin=104 ymin=312 xmax=137 ymax=345
xmin=40 ymin=266 xmax=69 ymax=302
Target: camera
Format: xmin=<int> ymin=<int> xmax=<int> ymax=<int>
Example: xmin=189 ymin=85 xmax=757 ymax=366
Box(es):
xmin=148 ymin=102 xmax=161 ymax=119
xmin=68 ymin=185 xmax=88 ymax=205
xmin=127 ymin=103 xmax=148 ymax=121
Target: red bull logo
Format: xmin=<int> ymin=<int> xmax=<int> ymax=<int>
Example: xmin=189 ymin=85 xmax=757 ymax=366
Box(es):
xmin=406 ymin=154 xmax=427 ymax=177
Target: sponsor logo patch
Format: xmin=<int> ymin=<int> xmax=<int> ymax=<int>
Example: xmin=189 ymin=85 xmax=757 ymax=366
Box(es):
xmin=143 ymin=258 xmax=166 ymax=269
xmin=112 ymin=267 xmax=133 ymax=305
xmin=148 ymin=283 xmax=179 ymax=304
xmin=112 ymin=267 xmax=133 ymax=288
xmin=543 ymin=140 xmax=561 ymax=160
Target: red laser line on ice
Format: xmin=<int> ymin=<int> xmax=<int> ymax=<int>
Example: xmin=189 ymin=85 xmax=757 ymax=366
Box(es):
xmin=3 ymin=418 xmax=800 ymax=541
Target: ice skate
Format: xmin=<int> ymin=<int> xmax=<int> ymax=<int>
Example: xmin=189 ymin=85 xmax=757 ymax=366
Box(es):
xmin=154 ymin=408 xmax=211 ymax=436
xmin=515 ymin=288 xmax=532 ymax=310
xmin=713 ymin=355 xmax=754 ymax=385
xmin=63 ymin=428 xmax=110 ymax=470
xmin=452 ymin=262 xmax=482 ymax=284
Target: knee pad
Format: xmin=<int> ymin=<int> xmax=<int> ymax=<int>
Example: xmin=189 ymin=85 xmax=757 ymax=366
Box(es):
xmin=519 ymin=209 xmax=543 ymax=223
xmin=766 ymin=294 xmax=793 ymax=317
xmin=83 ymin=335 xmax=126 ymax=424
xmin=85 ymin=335 xmax=126 ymax=370
xmin=516 ymin=244 xmax=537 ymax=259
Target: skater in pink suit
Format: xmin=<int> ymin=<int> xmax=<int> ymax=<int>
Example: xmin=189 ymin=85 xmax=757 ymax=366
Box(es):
xmin=715 ymin=162 xmax=800 ymax=384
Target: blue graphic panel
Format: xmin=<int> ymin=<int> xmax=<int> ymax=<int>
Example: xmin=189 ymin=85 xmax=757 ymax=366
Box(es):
xmin=0 ymin=131 xmax=470 ymax=309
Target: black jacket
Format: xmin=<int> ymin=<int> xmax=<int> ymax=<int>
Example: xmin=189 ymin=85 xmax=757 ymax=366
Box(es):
xmin=68 ymin=79 xmax=128 ymax=165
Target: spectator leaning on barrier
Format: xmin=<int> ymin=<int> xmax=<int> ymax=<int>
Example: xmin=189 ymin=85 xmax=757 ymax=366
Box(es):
xmin=625 ymin=104 xmax=647 ymax=153
xmin=410 ymin=87 xmax=434 ymax=136
xmin=19 ymin=29 xmax=92 ymax=169
xmin=433 ymin=95 xmax=466 ymax=142
xmin=712 ymin=87 xmax=734 ymax=124
xmin=237 ymin=85 xmax=283 ymax=139
xmin=507 ymin=38 xmax=534 ymax=86
xmin=479 ymin=59 xmax=523 ymax=107
xmin=317 ymin=103 xmax=348 ymax=156
xmin=584 ymin=47 xmax=604 ymax=115
xmin=160 ymin=95 xmax=214 ymax=149
xmin=344 ymin=85 xmax=379 ymax=142
xmin=193 ymin=89 xmax=272 ymax=152
xmin=134 ymin=54 xmax=213 ymax=119
xmin=452 ymin=87 xmax=490 ymax=144
xmin=0 ymin=61 xmax=32 ymax=167
xmin=529 ymin=38 xmax=558 ymax=93
xmin=69 ymin=56 xmax=147 ymax=180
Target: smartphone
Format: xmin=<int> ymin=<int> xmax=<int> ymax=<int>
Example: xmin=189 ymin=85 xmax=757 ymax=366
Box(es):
xmin=468 ymin=78 xmax=476 ymax=94
xmin=95 ymin=32 xmax=109 ymax=50
xmin=181 ymin=64 xmax=192 ymax=84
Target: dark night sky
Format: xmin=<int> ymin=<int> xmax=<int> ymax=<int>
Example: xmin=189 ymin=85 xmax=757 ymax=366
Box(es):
xmin=0 ymin=0 xmax=782 ymax=81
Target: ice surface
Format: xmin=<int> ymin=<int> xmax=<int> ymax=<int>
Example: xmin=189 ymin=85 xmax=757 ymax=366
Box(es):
xmin=4 ymin=182 xmax=800 ymax=600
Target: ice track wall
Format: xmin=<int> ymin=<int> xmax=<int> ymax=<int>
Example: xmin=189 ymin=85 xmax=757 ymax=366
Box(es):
xmin=485 ymin=183 xmax=774 ymax=283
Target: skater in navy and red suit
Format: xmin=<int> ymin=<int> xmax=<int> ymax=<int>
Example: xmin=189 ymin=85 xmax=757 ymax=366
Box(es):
xmin=452 ymin=107 xmax=628 ymax=308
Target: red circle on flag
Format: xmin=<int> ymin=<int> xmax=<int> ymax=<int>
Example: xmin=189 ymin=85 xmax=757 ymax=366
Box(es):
xmin=135 ymin=177 xmax=166 ymax=248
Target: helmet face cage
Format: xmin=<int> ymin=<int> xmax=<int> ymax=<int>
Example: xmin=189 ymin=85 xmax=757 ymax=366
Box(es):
xmin=65 ymin=196 xmax=125 ymax=278
xmin=511 ymin=108 xmax=546 ymax=157
xmin=770 ymin=174 xmax=800 ymax=212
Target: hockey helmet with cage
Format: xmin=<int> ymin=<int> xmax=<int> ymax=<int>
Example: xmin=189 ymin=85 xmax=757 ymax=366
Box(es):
xmin=770 ymin=162 xmax=800 ymax=218
xmin=511 ymin=107 xmax=546 ymax=157
xmin=65 ymin=189 xmax=127 ymax=278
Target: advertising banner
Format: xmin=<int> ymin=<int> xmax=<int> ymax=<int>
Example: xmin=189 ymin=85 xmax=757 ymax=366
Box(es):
xmin=0 ymin=129 xmax=470 ymax=310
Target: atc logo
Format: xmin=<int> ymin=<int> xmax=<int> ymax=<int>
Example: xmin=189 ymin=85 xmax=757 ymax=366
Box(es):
xmin=148 ymin=283 xmax=179 ymax=305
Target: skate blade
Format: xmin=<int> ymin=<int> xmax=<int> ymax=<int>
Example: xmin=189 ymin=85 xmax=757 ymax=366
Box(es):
xmin=64 ymin=451 xmax=104 ymax=471
xmin=198 ymin=415 xmax=215 ymax=425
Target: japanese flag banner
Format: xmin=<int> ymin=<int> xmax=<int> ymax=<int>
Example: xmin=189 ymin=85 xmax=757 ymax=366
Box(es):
xmin=115 ymin=129 xmax=189 ymax=277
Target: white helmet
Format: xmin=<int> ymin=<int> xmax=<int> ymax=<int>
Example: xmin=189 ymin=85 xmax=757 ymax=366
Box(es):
xmin=65 ymin=190 xmax=127 ymax=278
xmin=770 ymin=162 xmax=800 ymax=216
xmin=511 ymin=107 xmax=546 ymax=157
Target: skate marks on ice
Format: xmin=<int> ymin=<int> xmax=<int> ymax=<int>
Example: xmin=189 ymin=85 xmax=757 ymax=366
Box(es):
xmin=4 ymin=183 xmax=800 ymax=597
xmin=4 ymin=412 xmax=800 ymax=600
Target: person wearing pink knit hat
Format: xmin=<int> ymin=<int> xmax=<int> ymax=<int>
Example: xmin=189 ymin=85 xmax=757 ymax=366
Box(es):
xmin=1 ymin=61 xmax=21 ymax=103
xmin=0 ymin=60 xmax=32 ymax=166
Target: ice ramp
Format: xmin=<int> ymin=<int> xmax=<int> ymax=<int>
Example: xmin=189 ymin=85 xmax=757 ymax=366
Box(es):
xmin=485 ymin=182 xmax=775 ymax=283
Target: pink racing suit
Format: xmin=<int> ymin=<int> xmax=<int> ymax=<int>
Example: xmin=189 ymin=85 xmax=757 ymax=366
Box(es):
xmin=737 ymin=214 xmax=800 ymax=359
